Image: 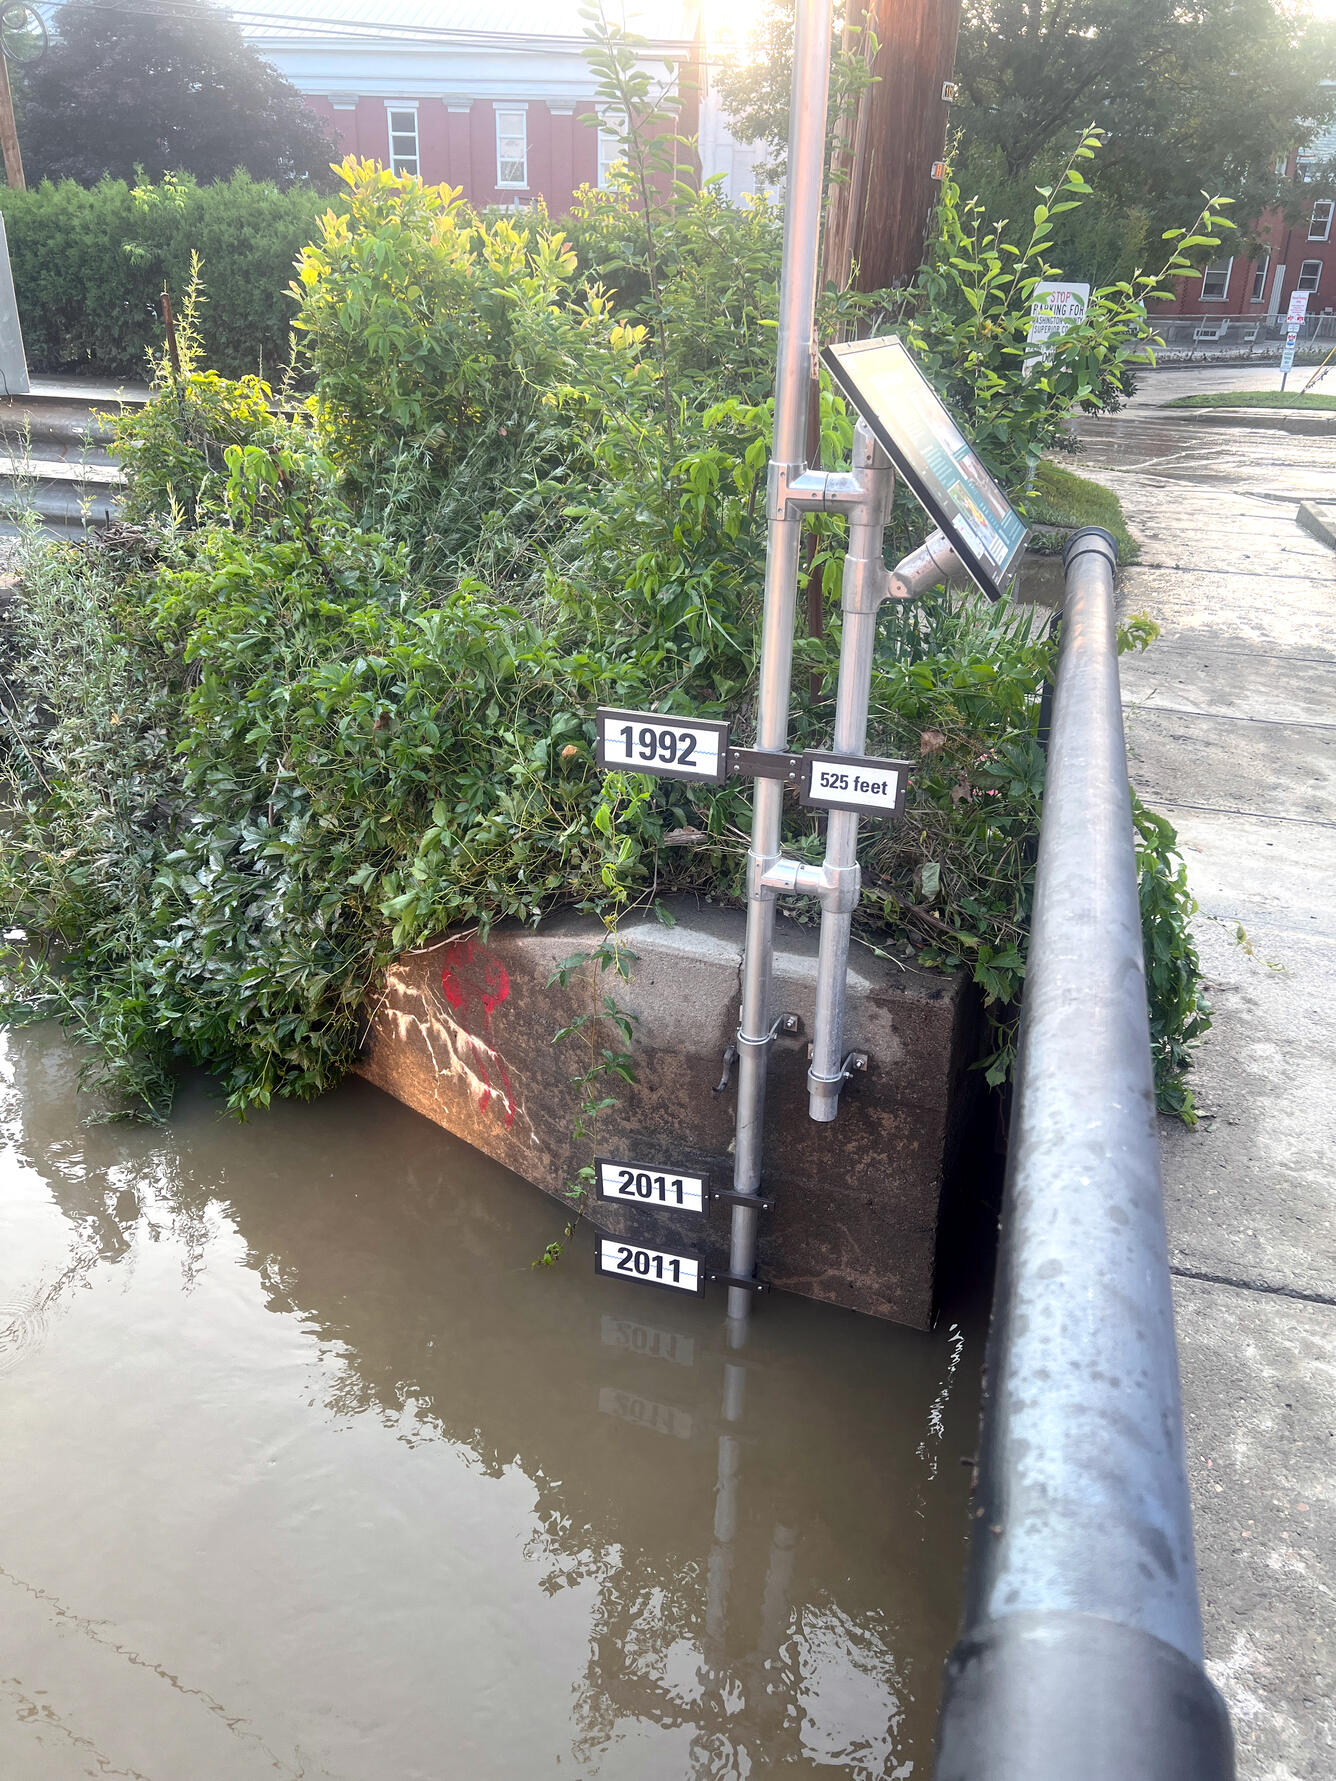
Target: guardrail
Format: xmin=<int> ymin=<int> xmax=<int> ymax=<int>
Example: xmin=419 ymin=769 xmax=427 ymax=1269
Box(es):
xmin=932 ymin=529 xmax=1235 ymax=1781
xmin=1147 ymin=311 xmax=1336 ymax=362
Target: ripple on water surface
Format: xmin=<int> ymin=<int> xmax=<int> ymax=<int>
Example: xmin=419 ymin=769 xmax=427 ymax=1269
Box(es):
xmin=0 ymin=1024 xmax=982 ymax=1780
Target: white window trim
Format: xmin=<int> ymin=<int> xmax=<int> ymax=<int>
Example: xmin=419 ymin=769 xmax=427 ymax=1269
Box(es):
xmin=597 ymin=107 xmax=627 ymax=189
xmin=385 ymin=102 xmax=420 ymax=177
xmin=1199 ymin=257 xmax=1234 ymax=303
xmin=1249 ymin=254 xmax=1271 ymax=303
xmin=495 ymin=103 xmax=529 ymax=190
xmin=1309 ymin=200 xmax=1334 ymax=242
xmin=1298 ymin=258 xmax=1324 ymax=292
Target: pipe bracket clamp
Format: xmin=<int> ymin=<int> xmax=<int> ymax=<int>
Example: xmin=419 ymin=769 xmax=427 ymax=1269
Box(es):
xmin=735 ymin=1012 xmax=801 ymax=1051
xmin=768 ymin=461 xmax=867 ymax=519
xmin=746 ymin=851 xmax=781 ymax=901
xmin=766 ymin=460 xmax=807 ymax=521
xmin=820 ymin=862 xmax=862 ymax=914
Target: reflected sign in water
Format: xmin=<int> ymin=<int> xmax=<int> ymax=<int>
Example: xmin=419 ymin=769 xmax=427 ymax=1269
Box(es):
xmin=0 ymin=1024 xmax=982 ymax=1780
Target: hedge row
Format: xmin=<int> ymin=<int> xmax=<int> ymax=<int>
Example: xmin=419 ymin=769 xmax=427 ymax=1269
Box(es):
xmin=0 ymin=173 xmax=341 ymax=381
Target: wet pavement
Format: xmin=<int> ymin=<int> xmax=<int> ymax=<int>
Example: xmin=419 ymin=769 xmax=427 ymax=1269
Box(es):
xmin=1075 ymin=371 xmax=1336 ymax=1780
xmin=0 ymin=1023 xmax=983 ymax=1781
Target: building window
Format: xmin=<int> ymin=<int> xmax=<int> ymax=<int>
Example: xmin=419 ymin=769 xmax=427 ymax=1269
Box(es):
xmin=496 ymin=107 xmax=527 ymax=188
xmin=598 ymin=111 xmax=627 ymax=188
xmin=1200 ymin=259 xmax=1233 ymax=302
xmin=1309 ymin=199 xmax=1334 ymax=241
xmin=1298 ymin=153 xmax=1319 ymax=182
xmin=1298 ymin=259 xmax=1323 ymax=292
xmin=387 ymin=107 xmax=419 ymax=176
xmin=1250 ymin=255 xmax=1271 ymax=303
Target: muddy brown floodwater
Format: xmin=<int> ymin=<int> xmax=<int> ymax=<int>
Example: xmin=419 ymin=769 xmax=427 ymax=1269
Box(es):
xmin=0 ymin=1023 xmax=984 ymax=1780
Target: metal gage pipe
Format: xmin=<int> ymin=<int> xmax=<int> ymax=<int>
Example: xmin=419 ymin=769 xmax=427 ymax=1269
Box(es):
xmin=807 ymin=421 xmax=892 ymax=1120
xmin=728 ymin=0 xmax=833 ymax=1331
xmin=933 ymin=529 xmax=1234 ymax=1780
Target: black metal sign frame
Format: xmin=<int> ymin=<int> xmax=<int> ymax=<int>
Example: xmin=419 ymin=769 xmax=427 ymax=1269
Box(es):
xmin=594 ymin=1235 xmax=705 ymax=1296
xmin=594 ymin=707 xmax=731 ymax=785
xmin=800 ymin=749 xmax=910 ymax=819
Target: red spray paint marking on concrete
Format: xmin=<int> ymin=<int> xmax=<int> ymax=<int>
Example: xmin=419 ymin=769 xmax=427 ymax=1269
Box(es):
xmin=440 ymin=940 xmax=516 ymax=1128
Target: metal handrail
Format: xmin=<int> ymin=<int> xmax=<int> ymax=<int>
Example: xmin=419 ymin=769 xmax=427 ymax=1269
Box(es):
xmin=932 ymin=529 xmax=1235 ymax=1780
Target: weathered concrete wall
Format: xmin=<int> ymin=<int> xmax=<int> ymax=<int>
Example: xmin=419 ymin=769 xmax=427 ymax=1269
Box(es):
xmin=357 ymin=898 xmax=981 ymax=1328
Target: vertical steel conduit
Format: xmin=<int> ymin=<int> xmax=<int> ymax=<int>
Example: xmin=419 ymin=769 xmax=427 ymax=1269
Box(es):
xmin=933 ymin=530 xmax=1235 ymax=1780
xmin=728 ymin=0 xmax=832 ymax=1332
xmin=806 ymin=423 xmax=892 ymax=1120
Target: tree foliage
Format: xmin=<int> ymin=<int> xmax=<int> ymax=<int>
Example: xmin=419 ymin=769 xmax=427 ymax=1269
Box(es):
xmin=17 ymin=0 xmax=337 ymax=187
xmin=907 ymin=129 xmax=1234 ymax=485
xmin=718 ymin=0 xmax=1336 ymax=248
xmin=956 ymin=0 xmax=1336 ymax=242
xmin=714 ymin=0 xmax=879 ymax=188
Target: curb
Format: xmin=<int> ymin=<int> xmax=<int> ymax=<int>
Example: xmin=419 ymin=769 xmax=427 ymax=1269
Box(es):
xmin=1296 ymin=502 xmax=1336 ymax=549
xmin=1152 ymin=406 xmax=1336 ymax=434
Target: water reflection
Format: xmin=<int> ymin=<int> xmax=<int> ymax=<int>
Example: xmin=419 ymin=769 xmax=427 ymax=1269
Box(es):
xmin=0 ymin=1023 xmax=980 ymax=1779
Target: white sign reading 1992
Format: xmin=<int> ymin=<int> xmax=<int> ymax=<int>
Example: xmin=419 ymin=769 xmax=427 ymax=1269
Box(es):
xmin=595 ymin=707 xmax=730 ymax=785
xmin=594 ymin=1156 xmax=708 ymax=1214
xmin=595 ymin=1237 xmax=702 ymax=1294
xmin=802 ymin=750 xmax=910 ymax=820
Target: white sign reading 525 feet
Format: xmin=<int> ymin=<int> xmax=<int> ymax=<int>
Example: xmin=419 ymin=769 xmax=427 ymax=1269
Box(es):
xmin=595 ymin=707 xmax=730 ymax=784
xmin=801 ymin=750 xmax=910 ymax=819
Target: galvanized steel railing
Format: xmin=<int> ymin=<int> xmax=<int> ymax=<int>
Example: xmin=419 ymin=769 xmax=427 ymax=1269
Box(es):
xmin=932 ymin=529 xmax=1235 ymax=1781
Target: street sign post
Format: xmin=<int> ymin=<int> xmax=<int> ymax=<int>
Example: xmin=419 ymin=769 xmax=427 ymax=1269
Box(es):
xmin=1281 ymin=289 xmax=1310 ymax=388
xmin=1024 ymin=280 xmax=1090 ymax=374
xmin=588 ymin=0 xmax=1009 ymax=1325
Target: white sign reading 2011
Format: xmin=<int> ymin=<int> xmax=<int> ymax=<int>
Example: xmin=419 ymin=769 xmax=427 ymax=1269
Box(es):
xmin=595 ymin=1237 xmax=702 ymax=1295
xmin=595 ymin=1156 xmax=708 ymax=1214
xmin=595 ymin=707 xmax=730 ymax=785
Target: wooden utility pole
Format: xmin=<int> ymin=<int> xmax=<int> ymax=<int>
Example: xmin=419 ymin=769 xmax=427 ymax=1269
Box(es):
xmin=820 ymin=0 xmax=875 ymax=299
xmin=0 ymin=52 xmax=24 ymax=191
xmin=843 ymin=0 xmax=961 ymax=296
xmin=804 ymin=0 xmax=959 ymax=698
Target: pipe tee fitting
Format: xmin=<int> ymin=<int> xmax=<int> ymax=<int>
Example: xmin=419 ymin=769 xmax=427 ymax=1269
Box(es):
xmin=758 ymin=857 xmax=861 ymax=913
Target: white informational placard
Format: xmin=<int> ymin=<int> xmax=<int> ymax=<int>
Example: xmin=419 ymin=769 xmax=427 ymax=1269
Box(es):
xmin=822 ymin=336 xmax=1029 ymax=602
xmin=1024 ymin=281 xmax=1090 ymax=372
xmin=1287 ymin=289 xmax=1311 ymax=327
xmin=800 ymin=750 xmax=909 ymax=819
xmin=595 ymin=1236 xmax=702 ymax=1294
xmin=595 ymin=707 xmax=729 ymax=784
xmin=594 ymin=1156 xmax=708 ymax=1214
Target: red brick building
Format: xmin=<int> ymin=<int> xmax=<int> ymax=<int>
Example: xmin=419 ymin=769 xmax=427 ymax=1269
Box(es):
xmin=238 ymin=0 xmax=765 ymax=215
xmin=1156 ymin=121 xmax=1336 ymax=329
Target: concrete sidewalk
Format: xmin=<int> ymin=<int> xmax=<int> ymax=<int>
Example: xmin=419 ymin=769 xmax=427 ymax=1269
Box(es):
xmin=1072 ymin=388 xmax=1336 ymax=1781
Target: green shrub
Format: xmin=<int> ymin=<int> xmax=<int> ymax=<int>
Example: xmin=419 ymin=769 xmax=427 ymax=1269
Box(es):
xmin=0 ymin=146 xmax=1211 ymax=1121
xmin=0 ymin=170 xmax=339 ymax=379
xmin=907 ymin=128 xmax=1234 ymax=485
